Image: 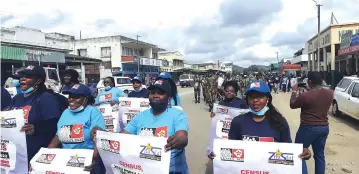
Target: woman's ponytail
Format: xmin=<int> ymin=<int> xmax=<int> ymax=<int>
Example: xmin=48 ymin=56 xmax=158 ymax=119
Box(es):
xmin=266 ymin=97 xmax=286 ymax=132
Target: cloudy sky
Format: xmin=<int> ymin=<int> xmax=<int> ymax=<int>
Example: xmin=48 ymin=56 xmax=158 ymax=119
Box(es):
xmin=1 ymin=0 xmax=358 ymax=67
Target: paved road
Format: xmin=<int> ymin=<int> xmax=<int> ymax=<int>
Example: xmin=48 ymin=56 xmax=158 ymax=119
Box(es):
xmin=177 ymin=87 xmax=359 ymax=174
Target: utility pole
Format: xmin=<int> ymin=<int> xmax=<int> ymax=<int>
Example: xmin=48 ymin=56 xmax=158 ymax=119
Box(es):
xmin=276 ymin=52 xmax=279 ymax=63
xmin=313 ymin=0 xmax=323 ymax=72
xmin=136 ymin=35 xmax=141 ymax=76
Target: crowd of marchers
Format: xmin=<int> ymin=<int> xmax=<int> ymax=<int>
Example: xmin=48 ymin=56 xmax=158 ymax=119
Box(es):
xmin=1 ymin=65 xmax=333 ymax=174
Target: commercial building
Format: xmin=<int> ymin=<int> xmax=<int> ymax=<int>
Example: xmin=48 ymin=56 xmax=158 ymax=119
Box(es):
xmin=0 ymin=26 xmax=101 ymax=83
xmin=291 ymin=48 xmax=308 ymax=71
xmin=74 ymin=36 xmax=166 ymax=78
xmin=306 ymin=22 xmax=359 ymax=72
xmin=219 ymin=61 xmax=233 ymax=72
xmin=337 ymin=32 xmax=359 ymax=74
xmin=158 ymin=51 xmax=184 ymax=72
xmin=306 ymin=22 xmax=359 ymax=86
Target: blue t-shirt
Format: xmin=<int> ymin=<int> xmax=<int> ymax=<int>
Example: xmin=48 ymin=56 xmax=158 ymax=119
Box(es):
xmin=124 ymin=107 xmax=189 ymax=173
xmin=1 ymin=87 xmax=11 ymax=110
xmin=57 ymin=106 xmax=106 ymax=149
xmin=95 ymin=87 xmax=125 ymax=105
xmin=10 ymin=92 xmax=63 ymax=161
xmin=170 ymin=93 xmax=181 ymax=106
xmin=228 ymin=112 xmax=291 ymax=143
xmin=128 ymin=88 xmax=149 ymax=98
xmin=218 ymin=98 xmax=248 ymax=109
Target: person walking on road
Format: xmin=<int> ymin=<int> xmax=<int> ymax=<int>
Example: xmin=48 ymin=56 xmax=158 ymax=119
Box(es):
xmin=207 ymin=80 xmax=312 ymax=170
xmin=9 ymin=65 xmax=63 ymax=164
xmin=290 ymin=72 xmax=333 ymax=174
xmin=95 ymin=77 xmax=126 ymax=106
xmin=60 ymin=69 xmax=80 ymax=93
xmin=48 ymin=84 xmax=106 ymax=173
xmin=92 ymin=79 xmax=190 ymax=174
xmin=193 ymin=75 xmax=201 ymax=103
xmin=128 ymin=76 xmax=149 ymax=98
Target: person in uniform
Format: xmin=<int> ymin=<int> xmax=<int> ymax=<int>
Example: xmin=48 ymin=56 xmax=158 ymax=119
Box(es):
xmin=207 ymin=72 xmax=218 ymax=112
xmin=193 ymin=75 xmax=201 ymax=103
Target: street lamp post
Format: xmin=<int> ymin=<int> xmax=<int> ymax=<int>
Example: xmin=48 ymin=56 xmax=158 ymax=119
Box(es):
xmin=313 ymin=0 xmax=323 ymax=72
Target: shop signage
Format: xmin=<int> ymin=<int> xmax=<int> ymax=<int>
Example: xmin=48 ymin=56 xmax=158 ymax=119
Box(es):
xmin=338 ymin=44 xmax=359 ymax=56
xmin=121 ymin=56 xmax=134 ymax=63
xmin=340 ymin=30 xmax=353 ymax=49
xmin=24 ymin=49 xmax=65 ymax=63
xmin=351 ymin=33 xmax=359 ymax=46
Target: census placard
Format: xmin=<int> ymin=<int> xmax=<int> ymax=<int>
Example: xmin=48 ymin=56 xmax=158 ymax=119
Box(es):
xmin=117 ymin=97 xmax=151 ymax=131
xmin=0 ymin=109 xmax=27 ymax=174
xmin=97 ymin=103 xmax=119 ymax=132
xmin=207 ymin=104 xmax=249 ymax=155
xmin=96 ymin=131 xmax=170 ymax=174
xmin=30 ymin=148 xmax=93 ymax=174
xmin=213 ymin=139 xmax=303 ymax=174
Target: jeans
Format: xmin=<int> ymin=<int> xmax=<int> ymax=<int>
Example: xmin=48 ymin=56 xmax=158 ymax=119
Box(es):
xmin=295 ymin=125 xmax=329 ymax=174
xmin=91 ymin=158 xmax=106 ymax=174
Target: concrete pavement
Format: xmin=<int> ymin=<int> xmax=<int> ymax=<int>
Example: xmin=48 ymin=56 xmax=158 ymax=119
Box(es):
xmin=177 ymin=87 xmax=359 ymax=174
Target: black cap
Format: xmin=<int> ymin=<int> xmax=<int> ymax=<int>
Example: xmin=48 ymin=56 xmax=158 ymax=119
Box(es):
xmin=18 ymin=65 xmax=46 ymax=81
xmin=148 ymin=79 xmax=171 ymax=94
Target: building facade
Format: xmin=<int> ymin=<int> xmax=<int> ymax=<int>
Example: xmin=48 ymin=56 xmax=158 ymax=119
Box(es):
xmin=158 ymin=51 xmax=184 ymax=72
xmin=291 ymin=48 xmax=308 ymax=71
xmin=73 ymin=36 xmax=166 ymax=78
xmin=306 ymin=22 xmax=359 ymax=73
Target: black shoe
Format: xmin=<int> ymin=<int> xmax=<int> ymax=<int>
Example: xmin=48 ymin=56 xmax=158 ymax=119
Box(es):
xmin=198 ymin=100 xmax=200 ymax=103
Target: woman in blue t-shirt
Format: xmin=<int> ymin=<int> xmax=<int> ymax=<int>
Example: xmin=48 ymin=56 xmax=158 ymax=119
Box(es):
xmin=208 ymin=80 xmax=312 ymax=174
xmin=157 ymin=72 xmax=181 ymax=106
xmin=48 ymin=83 xmax=106 ymax=173
xmin=91 ymin=79 xmax=189 ymax=174
xmin=95 ymin=77 xmax=125 ymax=105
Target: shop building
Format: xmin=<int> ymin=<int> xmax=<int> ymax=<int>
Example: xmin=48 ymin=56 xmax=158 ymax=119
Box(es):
xmin=73 ymin=35 xmax=166 ymax=78
xmin=0 ymin=26 xmax=101 ymax=84
xmin=291 ymin=48 xmax=308 ymax=71
xmin=336 ymin=32 xmax=359 ymax=74
xmin=306 ymin=22 xmax=359 ymax=86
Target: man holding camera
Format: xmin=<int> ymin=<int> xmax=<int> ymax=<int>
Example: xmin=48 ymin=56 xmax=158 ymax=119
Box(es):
xmin=289 ymin=72 xmax=333 ymax=174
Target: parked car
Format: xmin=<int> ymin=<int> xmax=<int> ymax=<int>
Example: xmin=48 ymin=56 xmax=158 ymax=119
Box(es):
xmin=179 ymin=74 xmax=194 ymax=88
xmin=96 ymin=76 xmax=134 ymax=93
xmin=332 ymin=76 xmax=359 ymax=120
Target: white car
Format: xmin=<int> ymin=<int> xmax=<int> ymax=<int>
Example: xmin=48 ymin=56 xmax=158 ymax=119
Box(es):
xmin=332 ymin=76 xmax=359 ymax=120
xmin=97 ymin=77 xmax=134 ymax=93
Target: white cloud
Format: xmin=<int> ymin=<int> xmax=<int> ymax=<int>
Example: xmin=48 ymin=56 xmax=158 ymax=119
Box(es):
xmin=1 ymin=0 xmax=359 ymax=67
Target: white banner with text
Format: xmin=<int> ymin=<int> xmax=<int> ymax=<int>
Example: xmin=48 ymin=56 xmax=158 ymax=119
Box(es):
xmin=30 ymin=148 xmax=93 ymax=174
xmin=207 ymin=104 xmax=249 ymax=155
xmin=0 ymin=109 xmax=27 ymax=174
xmin=96 ymin=131 xmax=170 ymax=174
xmin=213 ymin=139 xmax=303 ymax=174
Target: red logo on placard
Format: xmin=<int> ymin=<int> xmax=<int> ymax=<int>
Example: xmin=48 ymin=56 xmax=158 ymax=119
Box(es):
xmin=110 ymin=140 xmax=120 ymax=151
xmin=22 ymin=105 xmax=32 ymax=120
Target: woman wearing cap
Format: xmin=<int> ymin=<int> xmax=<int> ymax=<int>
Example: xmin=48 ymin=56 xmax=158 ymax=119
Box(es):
xmin=157 ymin=72 xmax=181 ymax=106
xmin=60 ymin=69 xmax=80 ymax=93
xmin=48 ymin=83 xmax=106 ymax=173
xmin=128 ymin=76 xmax=149 ymax=98
xmin=9 ymin=65 xmax=63 ymax=164
xmin=207 ymin=81 xmax=312 ymax=173
xmin=92 ymin=79 xmax=189 ymax=173
xmin=95 ymin=77 xmax=125 ymax=105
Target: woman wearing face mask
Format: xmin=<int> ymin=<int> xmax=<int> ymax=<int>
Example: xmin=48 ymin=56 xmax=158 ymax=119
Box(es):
xmin=207 ymin=81 xmax=312 ymax=172
xmin=210 ymin=80 xmax=249 ymax=118
xmin=128 ymin=76 xmax=149 ymax=98
xmin=95 ymin=77 xmax=125 ymax=105
xmin=9 ymin=65 xmax=63 ymax=164
xmin=60 ymin=69 xmax=80 ymax=93
xmin=157 ymin=72 xmax=181 ymax=106
xmin=91 ymin=79 xmax=189 ymax=174
xmin=48 ymin=83 xmax=106 ymax=173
